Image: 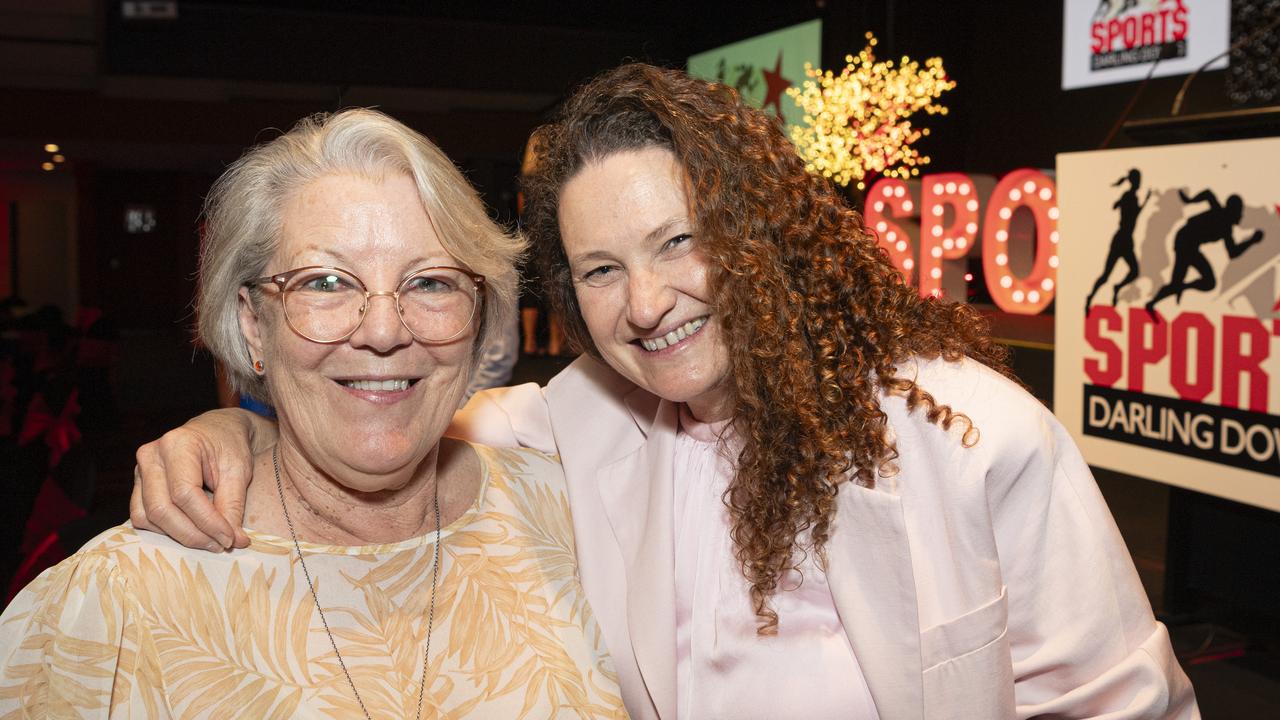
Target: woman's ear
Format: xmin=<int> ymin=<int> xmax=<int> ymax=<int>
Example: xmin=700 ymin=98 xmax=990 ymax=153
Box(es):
xmin=238 ymin=287 xmax=266 ymax=370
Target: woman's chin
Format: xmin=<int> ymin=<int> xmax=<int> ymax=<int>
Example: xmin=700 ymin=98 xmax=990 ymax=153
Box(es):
xmin=320 ymin=442 xmax=426 ymax=483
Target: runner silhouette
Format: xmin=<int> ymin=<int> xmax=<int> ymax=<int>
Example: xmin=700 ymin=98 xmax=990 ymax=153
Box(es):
xmin=1145 ymin=189 xmax=1265 ymax=313
xmin=1085 ymin=168 xmax=1150 ymax=312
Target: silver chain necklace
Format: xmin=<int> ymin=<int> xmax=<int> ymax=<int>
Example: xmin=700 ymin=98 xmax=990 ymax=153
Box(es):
xmin=272 ymin=446 xmax=441 ymax=720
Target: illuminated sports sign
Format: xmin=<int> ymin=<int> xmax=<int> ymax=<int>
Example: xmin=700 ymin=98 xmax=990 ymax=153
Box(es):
xmin=865 ymin=170 xmax=1059 ymax=315
xmin=1056 ymin=138 xmax=1280 ymax=511
xmin=1062 ymin=0 xmax=1229 ymax=90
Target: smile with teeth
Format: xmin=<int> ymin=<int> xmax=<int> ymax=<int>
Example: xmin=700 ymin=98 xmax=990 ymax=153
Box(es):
xmin=339 ymin=379 xmax=415 ymax=392
xmin=639 ymin=316 xmax=707 ymax=352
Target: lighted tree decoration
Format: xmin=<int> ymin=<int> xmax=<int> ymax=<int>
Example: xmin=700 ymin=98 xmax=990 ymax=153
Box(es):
xmin=787 ymin=33 xmax=954 ymax=190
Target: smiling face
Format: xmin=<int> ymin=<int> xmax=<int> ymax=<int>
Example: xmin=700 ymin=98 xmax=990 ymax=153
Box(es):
xmin=558 ymin=146 xmax=732 ymax=421
xmin=239 ymin=172 xmax=476 ymax=488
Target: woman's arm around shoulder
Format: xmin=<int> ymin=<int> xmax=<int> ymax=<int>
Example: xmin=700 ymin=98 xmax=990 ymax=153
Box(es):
xmin=131 ymin=406 xmax=276 ymax=550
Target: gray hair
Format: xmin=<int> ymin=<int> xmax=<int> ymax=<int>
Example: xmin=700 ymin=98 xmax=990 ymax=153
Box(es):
xmin=197 ymin=108 xmax=524 ymax=401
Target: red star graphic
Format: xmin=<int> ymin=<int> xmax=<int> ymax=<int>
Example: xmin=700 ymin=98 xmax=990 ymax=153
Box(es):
xmin=760 ymin=52 xmax=792 ymax=119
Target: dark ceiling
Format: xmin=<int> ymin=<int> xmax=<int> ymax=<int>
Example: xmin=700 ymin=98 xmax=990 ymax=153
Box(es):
xmin=2 ymin=0 xmax=844 ymax=171
xmin=0 ymin=1 xmax=1265 ymax=177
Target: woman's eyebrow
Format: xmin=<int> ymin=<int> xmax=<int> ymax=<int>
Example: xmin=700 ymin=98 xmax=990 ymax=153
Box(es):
xmin=568 ymin=249 xmax=616 ymax=268
xmin=643 ymin=216 xmax=689 ymax=245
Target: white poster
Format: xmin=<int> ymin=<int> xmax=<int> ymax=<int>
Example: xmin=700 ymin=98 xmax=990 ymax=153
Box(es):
xmin=1062 ymin=0 xmax=1230 ymax=90
xmin=1055 ymin=138 xmax=1280 ymax=511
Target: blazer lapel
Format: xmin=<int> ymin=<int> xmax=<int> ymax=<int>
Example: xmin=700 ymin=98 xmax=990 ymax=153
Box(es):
xmin=826 ymin=482 xmax=925 ymax=720
xmin=596 ymin=390 xmax=679 ymax=720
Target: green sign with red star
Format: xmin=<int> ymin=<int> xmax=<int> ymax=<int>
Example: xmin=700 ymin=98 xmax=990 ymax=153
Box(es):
xmin=687 ymin=19 xmax=822 ymax=140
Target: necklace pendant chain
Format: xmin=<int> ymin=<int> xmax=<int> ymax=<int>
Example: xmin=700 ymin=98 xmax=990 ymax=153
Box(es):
xmin=273 ymin=446 xmax=441 ymax=720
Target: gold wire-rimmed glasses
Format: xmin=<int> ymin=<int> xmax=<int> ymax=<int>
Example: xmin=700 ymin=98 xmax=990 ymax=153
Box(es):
xmin=246 ymin=265 xmax=485 ymax=344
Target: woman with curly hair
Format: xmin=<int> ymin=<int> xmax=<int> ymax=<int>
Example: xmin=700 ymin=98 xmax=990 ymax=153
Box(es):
xmin=130 ymin=64 xmax=1197 ymax=719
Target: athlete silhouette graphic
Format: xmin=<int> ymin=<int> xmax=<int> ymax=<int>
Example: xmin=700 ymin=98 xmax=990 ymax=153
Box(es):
xmin=1145 ymin=189 xmax=1265 ymax=313
xmin=1086 ymin=168 xmax=1150 ymax=312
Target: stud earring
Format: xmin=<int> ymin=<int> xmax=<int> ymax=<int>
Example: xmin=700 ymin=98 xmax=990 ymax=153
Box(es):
xmin=254 ymin=359 xmax=265 ymax=373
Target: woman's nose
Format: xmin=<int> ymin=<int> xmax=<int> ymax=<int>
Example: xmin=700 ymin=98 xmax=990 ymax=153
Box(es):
xmin=349 ymin=292 xmax=413 ymax=352
xmin=625 ymin=268 xmax=678 ymax=329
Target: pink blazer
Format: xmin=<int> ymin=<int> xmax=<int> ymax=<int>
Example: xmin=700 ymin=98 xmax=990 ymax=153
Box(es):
xmin=452 ymin=355 xmax=1198 ymax=720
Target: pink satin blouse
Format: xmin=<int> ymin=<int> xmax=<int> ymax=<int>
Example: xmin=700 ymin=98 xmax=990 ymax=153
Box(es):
xmin=673 ymin=405 xmax=880 ymax=719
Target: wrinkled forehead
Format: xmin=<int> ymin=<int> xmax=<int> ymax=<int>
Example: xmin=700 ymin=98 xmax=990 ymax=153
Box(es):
xmin=275 ymin=172 xmax=451 ymax=271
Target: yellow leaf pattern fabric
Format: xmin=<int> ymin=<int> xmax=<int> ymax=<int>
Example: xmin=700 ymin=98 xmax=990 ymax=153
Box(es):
xmin=0 ymin=445 xmax=628 ymax=719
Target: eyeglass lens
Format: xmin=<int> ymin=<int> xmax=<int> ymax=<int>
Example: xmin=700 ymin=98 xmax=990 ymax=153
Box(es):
xmin=280 ymin=268 xmax=477 ymax=342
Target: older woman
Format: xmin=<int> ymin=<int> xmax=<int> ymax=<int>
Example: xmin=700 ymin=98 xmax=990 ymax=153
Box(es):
xmin=0 ymin=109 xmax=626 ymax=718
xmin=131 ymin=66 xmax=1198 ymax=719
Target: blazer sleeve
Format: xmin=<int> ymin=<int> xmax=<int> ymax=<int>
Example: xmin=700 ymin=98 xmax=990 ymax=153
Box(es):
xmin=448 ymin=382 xmax=559 ymax=454
xmin=980 ymin=387 xmax=1199 ymax=718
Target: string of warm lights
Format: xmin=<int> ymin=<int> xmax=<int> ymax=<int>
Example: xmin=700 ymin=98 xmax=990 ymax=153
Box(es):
xmin=787 ymin=33 xmax=954 ymax=190
xmin=41 ymin=143 xmax=65 ymax=171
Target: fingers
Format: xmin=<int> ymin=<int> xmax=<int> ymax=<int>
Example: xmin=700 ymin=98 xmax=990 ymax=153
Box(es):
xmin=133 ymin=432 xmax=228 ymax=552
xmin=210 ymin=453 xmax=252 ymax=548
xmin=134 ymin=443 xmax=222 ymax=548
xmin=129 ymin=466 xmax=157 ymax=532
xmin=169 ymin=475 xmax=237 ymax=550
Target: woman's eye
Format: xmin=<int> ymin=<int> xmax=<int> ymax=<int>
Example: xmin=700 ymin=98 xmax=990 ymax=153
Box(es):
xmin=298 ymin=274 xmax=351 ymax=292
xmin=581 ymin=265 xmax=619 ymax=285
xmin=662 ymin=233 xmax=693 ymax=253
xmin=405 ymin=275 xmax=457 ymax=293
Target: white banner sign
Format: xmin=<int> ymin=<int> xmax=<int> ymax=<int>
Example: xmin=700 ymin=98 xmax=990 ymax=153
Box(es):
xmin=1055 ymin=138 xmax=1280 ymax=511
xmin=1062 ymin=0 xmax=1230 ymax=90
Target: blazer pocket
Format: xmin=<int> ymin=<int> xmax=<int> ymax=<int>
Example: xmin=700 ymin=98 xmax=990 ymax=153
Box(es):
xmin=920 ymin=586 xmax=1009 ymax=671
xmin=920 ymin=587 xmax=1015 ymax=720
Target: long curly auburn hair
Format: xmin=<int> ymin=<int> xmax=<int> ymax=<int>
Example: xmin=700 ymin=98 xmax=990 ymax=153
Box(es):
xmin=523 ymin=63 xmax=1014 ymax=633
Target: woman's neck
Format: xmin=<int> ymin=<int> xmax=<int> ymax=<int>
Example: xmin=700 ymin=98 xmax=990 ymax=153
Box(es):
xmin=685 ymin=395 xmax=734 ymax=424
xmin=244 ymin=436 xmax=478 ymax=546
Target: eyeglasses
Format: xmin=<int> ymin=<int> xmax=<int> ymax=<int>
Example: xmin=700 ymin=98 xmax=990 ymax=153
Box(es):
xmin=246 ymin=265 xmax=485 ymax=344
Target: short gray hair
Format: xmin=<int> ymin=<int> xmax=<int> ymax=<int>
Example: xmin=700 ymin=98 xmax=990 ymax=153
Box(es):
xmin=197 ymin=108 xmax=524 ymax=401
